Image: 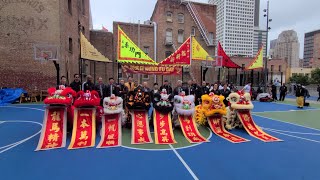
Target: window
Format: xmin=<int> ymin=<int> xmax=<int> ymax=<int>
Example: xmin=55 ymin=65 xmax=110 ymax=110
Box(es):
xmin=279 ymin=65 xmax=282 ymax=72
xmin=166 ymin=12 xmax=173 ymax=22
xmin=144 ymin=46 xmax=149 ymax=55
xmin=271 ymin=65 xmax=274 ymax=72
xmin=142 ymin=74 xmax=149 ymax=79
xmin=178 ymin=13 xmax=184 ymax=23
xmin=82 ymin=0 xmax=85 ymax=15
xmin=165 ymin=51 xmax=172 ymax=58
xmin=178 ymin=29 xmax=184 ymax=43
xmin=191 ymin=26 xmax=196 ymax=36
xmin=68 ymin=37 xmax=73 ymax=53
xmin=68 ymin=0 xmax=72 ymax=14
xmin=208 ymin=32 xmax=214 ymax=45
xmin=165 ymin=29 xmax=173 ymax=44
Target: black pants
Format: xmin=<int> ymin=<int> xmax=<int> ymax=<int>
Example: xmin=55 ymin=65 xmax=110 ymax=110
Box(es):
xmin=272 ymin=92 xmax=277 ymax=101
xmin=279 ymin=93 xmax=286 ymax=101
xmin=318 ymin=94 xmax=320 ymax=101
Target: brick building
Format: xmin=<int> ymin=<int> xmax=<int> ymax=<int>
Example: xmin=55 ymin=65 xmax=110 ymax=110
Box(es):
xmin=0 ymin=0 xmax=90 ymax=91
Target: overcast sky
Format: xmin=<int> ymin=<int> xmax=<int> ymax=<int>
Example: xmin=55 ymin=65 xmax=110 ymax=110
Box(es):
xmin=91 ymin=0 xmax=320 ymax=58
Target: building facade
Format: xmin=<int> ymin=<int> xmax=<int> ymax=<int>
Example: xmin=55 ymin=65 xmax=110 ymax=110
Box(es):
xmin=0 ymin=0 xmax=90 ymax=91
xmin=253 ymin=27 xmax=267 ymax=57
xmin=209 ymin=0 xmax=255 ymax=57
xmin=303 ymin=29 xmax=320 ymax=68
xmin=273 ymin=30 xmax=300 ymax=68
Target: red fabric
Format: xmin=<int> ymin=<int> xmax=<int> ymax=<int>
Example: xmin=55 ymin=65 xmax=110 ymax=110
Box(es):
xmin=159 ymin=37 xmax=191 ymax=66
xmin=217 ymin=42 xmax=241 ymax=68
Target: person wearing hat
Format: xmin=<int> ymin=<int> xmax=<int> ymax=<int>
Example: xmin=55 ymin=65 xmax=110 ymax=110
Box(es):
xmin=295 ymin=84 xmax=305 ymax=108
xmin=160 ymin=80 xmax=173 ymax=95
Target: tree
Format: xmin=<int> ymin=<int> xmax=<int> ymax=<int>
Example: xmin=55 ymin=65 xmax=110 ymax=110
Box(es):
xmin=311 ymin=68 xmax=320 ymax=84
xmin=289 ymin=74 xmax=310 ymax=85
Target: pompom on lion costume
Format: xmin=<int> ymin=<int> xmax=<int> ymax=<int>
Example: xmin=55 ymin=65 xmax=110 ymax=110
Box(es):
xmin=225 ymin=91 xmax=254 ymax=130
xmin=44 ymin=85 xmax=76 ymax=105
xmin=194 ymin=92 xmax=227 ymax=125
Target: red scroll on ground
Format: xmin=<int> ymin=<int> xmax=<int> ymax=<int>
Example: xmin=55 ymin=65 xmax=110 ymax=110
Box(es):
xmin=68 ymin=108 xmax=96 ymax=149
xmin=131 ymin=111 xmax=153 ymax=144
xmin=36 ymin=107 xmax=67 ymax=151
xmin=154 ymin=110 xmax=176 ymax=144
xmin=97 ymin=114 xmax=122 ymax=148
xmin=208 ymin=115 xmax=249 ymax=143
xmin=237 ymin=111 xmax=282 ymax=142
xmin=178 ymin=115 xmax=208 ymax=143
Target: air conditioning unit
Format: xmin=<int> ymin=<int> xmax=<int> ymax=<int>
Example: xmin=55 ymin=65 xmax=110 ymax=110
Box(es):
xmin=183 ymin=66 xmax=190 ymax=72
xmin=165 ymin=39 xmax=173 ymax=46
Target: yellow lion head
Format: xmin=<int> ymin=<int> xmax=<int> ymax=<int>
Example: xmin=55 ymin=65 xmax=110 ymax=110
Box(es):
xmin=195 ymin=93 xmax=227 ymax=125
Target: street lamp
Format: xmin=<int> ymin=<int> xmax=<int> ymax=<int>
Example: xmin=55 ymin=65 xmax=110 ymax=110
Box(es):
xmin=263 ymin=0 xmax=272 ymax=92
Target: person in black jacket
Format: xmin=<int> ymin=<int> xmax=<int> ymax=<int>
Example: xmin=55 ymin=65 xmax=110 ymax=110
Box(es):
xmin=295 ymin=84 xmax=305 ymax=108
xmin=279 ymin=83 xmax=288 ymax=101
xmin=94 ymin=77 xmax=106 ymax=105
xmin=210 ymin=83 xmax=221 ymax=95
xmin=220 ymin=83 xmax=231 ymax=107
xmin=317 ymin=85 xmax=320 ymax=101
xmin=201 ymin=81 xmax=210 ymax=95
xmin=70 ymin=74 xmax=82 ymax=92
xmin=160 ymin=80 xmax=173 ymax=95
xmin=56 ymin=76 xmax=69 ymax=89
xmin=271 ymin=83 xmax=277 ymax=101
xmin=105 ymin=78 xmax=119 ymax=97
xmin=83 ymin=75 xmax=95 ymax=92
xmin=173 ymin=80 xmax=184 ymax=96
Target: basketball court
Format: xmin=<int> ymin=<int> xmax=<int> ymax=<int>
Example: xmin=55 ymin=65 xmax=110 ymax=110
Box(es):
xmin=1 ymin=101 xmax=320 ymax=180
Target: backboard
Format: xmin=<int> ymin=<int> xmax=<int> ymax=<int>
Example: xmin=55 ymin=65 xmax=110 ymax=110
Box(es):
xmin=33 ymin=44 xmax=59 ymax=63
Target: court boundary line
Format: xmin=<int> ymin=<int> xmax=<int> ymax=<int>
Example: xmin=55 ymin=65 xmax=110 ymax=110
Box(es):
xmin=262 ymin=127 xmax=320 ymax=135
xmin=3 ymin=106 xmax=45 ymax=112
xmin=0 ymin=120 xmax=42 ymax=154
xmin=253 ymin=108 xmax=319 ymax=114
xmin=264 ymin=129 xmax=320 ymax=144
xmin=169 ymin=144 xmax=199 ymax=180
xmin=252 ymin=114 xmax=320 ymax=132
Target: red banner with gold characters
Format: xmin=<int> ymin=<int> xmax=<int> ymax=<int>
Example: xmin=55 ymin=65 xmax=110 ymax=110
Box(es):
xmin=154 ymin=110 xmax=176 ymax=144
xmin=97 ymin=114 xmax=122 ymax=148
xmin=237 ymin=111 xmax=282 ymax=142
xmin=159 ymin=37 xmax=191 ymax=66
xmin=131 ymin=111 xmax=153 ymax=144
xmin=122 ymin=64 xmax=182 ymax=75
xmin=208 ymin=115 xmax=249 ymax=143
xmin=36 ymin=107 xmax=67 ymax=151
xmin=68 ymin=108 xmax=96 ymax=149
xmin=178 ymin=115 xmax=208 ymax=143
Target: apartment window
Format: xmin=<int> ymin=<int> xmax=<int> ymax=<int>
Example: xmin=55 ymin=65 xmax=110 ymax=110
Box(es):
xmin=178 ymin=29 xmax=184 ymax=43
xmin=208 ymin=32 xmax=214 ymax=45
xmin=68 ymin=0 xmax=72 ymax=14
xmin=142 ymin=74 xmax=149 ymax=79
xmin=166 ymin=29 xmax=173 ymax=43
xmin=166 ymin=12 xmax=173 ymax=22
xmin=178 ymin=13 xmax=184 ymax=23
xmin=191 ymin=26 xmax=196 ymax=36
xmin=271 ymin=65 xmax=274 ymax=72
xmin=144 ymin=46 xmax=149 ymax=55
xmin=165 ymin=51 xmax=172 ymax=58
xmin=279 ymin=65 xmax=282 ymax=72
xmin=68 ymin=37 xmax=73 ymax=53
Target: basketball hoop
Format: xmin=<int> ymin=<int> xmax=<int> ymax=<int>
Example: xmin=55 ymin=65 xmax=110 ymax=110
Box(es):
xmin=33 ymin=43 xmax=59 ymax=64
xmin=39 ymin=53 xmax=49 ymax=64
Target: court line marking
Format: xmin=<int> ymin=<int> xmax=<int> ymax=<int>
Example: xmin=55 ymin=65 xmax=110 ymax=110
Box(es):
xmin=121 ymin=130 xmax=213 ymax=151
xmin=262 ymin=127 xmax=320 ymax=136
xmin=264 ymin=129 xmax=320 ymax=144
xmin=3 ymin=106 xmax=45 ymax=112
xmin=169 ymin=144 xmax=199 ymax=180
xmin=252 ymin=114 xmax=320 ymax=132
xmin=253 ymin=108 xmax=319 ymax=114
xmin=0 ymin=120 xmax=42 ymax=154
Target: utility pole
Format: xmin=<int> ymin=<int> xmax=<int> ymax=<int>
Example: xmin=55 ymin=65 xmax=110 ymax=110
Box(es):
xmin=263 ymin=0 xmax=272 ymax=92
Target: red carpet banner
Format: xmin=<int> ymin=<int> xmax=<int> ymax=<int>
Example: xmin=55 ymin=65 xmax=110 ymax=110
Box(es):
xmin=208 ymin=115 xmax=249 ymax=143
xmin=237 ymin=111 xmax=282 ymax=142
xmin=154 ymin=110 xmax=176 ymax=144
xmin=68 ymin=108 xmax=96 ymax=149
xmin=131 ymin=111 xmax=153 ymax=144
xmin=97 ymin=114 xmax=122 ymax=148
xmin=178 ymin=115 xmax=208 ymax=143
xmin=36 ymin=107 xmax=67 ymax=151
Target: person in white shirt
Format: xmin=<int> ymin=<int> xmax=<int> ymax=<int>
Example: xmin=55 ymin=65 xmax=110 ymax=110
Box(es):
xmin=242 ymin=82 xmax=251 ymax=93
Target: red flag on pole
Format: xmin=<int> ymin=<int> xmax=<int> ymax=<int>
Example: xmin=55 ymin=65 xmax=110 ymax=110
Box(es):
xmin=217 ymin=42 xmax=240 ymax=68
xmin=102 ymin=26 xmax=108 ymax=32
